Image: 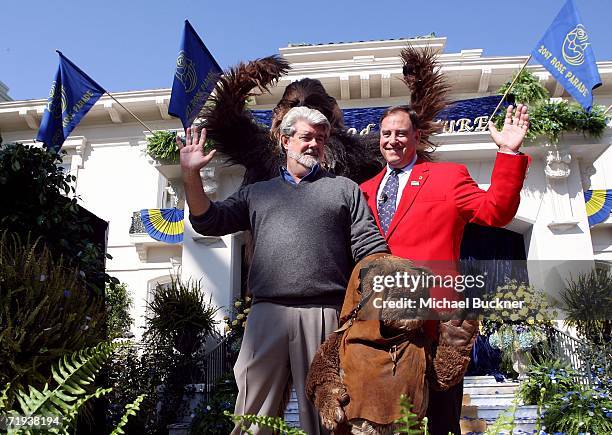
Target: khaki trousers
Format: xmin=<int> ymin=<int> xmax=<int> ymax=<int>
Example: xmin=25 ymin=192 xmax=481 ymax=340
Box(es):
xmin=232 ymin=302 xmax=338 ymax=435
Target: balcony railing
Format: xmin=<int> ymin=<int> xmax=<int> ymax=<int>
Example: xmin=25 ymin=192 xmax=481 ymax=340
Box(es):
xmin=129 ymin=211 xmax=146 ymax=234
xmin=547 ymin=326 xmax=611 ymax=385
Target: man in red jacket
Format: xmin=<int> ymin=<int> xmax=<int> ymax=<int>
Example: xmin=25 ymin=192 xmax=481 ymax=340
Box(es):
xmin=359 ymin=103 xmax=530 ymax=434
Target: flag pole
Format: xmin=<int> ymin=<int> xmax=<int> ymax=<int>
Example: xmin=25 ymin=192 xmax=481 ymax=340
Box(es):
xmin=603 ymin=105 xmax=612 ymax=116
xmin=105 ymin=92 xmax=155 ymax=134
xmin=489 ymin=55 xmax=532 ymax=121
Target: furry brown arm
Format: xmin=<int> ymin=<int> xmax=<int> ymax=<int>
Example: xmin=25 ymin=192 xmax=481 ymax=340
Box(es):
xmin=200 ymin=56 xmax=290 ymax=184
xmin=305 ymin=332 xmax=349 ymax=432
xmin=428 ymin=319 xmax=479 ymax=391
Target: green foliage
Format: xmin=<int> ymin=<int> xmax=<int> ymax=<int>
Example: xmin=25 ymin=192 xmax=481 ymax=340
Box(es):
xmin=109 ymin=278 xmax=222 ymax=434
xmin=146 ymin=131 xmax=179 ymax=162
xmin=394 ymin=394 xmax=428 ymax=434
xmin=498 ymin=69 xmax=549 ymax=105
xmin=146 ymin=130 xmax=215 ymax=162
xmin=105 ymin=283 xmax=134 ymax=340
xmin=109 ymin=394 xmax=145 ymax=435
xmin=519 ymin=359 xmax=578 ymax=405
xmin=145 ymin=277 xmax=219 ymax=355
xmin=104 ymin=339 xmax=176 ymax=434
xmin=0 ymin=342 xmax=126 ymax=434
xmin=494 ymin=70 xmax=609 ymax=144
xmin=190 ymin=373 xmax=237 ymax=434
xmin=0 ymin=232 xmax=104 ymax=397
xmin=0 ymin=143 xmax=115 ymax=293
xmin=542 ymin=386 xmax=612 ymax=434
xmin=561 ymin=268 xmax=612 ymax=343
xmin=484 ymin=397 xmax=519 ymax=434
xmin=225 ymin=411 xmax=307 ymax=435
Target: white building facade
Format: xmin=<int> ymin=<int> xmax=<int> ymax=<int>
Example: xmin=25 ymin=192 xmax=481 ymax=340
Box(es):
xmin=1 ymin=37 xmax=610 ymax=339
xmin=0 ymin=81 xmax=10 ymax=102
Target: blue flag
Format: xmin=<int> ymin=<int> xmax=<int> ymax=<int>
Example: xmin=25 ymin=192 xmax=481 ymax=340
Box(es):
xmin=37 ymin=51 xmax=106 ymax=153
xmin=168 ymin=20 xmax=222 ymax=129
xmin=531 ymin=0 xmax=601 ymax=111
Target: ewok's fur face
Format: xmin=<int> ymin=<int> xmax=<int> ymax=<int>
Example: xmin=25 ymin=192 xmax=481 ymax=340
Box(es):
xmin=358 ymin=256 xmax=432 ymax=332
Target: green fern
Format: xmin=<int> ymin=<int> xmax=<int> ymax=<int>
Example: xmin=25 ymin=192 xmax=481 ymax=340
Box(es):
xmin=0 ymin=383 xmax=10 ymax=409
xmin=224 ymin=411 xmax=307 ymax=435
xmin=110 ymin=394 xmax=145 ymax=435
xmin=16 ymin=342 xmax=119 ymax=417
xmin=395 ymin=394 xmax=429 ymax=434
xmin=4 ymin=342 xmax=125 ymax=434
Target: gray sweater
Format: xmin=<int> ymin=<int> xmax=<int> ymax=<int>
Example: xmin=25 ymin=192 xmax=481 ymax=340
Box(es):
xmin=190 ymin=171 xmax=388 ymax=306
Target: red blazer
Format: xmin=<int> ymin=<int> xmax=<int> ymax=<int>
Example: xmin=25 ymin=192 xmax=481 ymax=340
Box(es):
xmin=360 ymin=153 xmax=529 ymax=337
xmin=360 ymin=152 xmax=529 ymax=263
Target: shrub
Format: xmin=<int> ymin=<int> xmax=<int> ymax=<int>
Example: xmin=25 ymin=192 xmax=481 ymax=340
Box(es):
xmin=0 ymin=142 xmax=115 ymax=293
xmin=519 ymin=359 xmax=578 ymax=405
xmin=561 ymin=268 xmax=612 ymax=344
xmin=105 ymin=282 xmax=134 ymax=340
xmin=0 ymin=232 xmax=104 ymax=399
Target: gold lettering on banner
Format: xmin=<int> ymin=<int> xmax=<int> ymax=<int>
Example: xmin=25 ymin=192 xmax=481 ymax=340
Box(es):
xmin=346 ymin=115 xmax=494 ymax=135
xmin=62 ymin=90 xmax=93 ymax=128
xmin=185 ymin=70 xmax=218 ymax=120
xmin=456 ymin=118 xmax=474 ymax=132
xmin=539 ymin=42 xmax=591 ymax=98
xmin=538 ymin=45 xmax=553 ymax=60
xmin=473 ymin=116 xmax=489 ymax=132
xmin=442 ymin=120 xmax=456 ymax=134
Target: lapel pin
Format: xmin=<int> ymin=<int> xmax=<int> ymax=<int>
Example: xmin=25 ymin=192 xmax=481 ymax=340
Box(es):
xmin=410 ymin=181 xmax=420 ymax=186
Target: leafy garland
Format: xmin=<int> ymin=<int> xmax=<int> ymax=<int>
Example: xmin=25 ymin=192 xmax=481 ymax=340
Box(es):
xmin=495 ymin=69 xmax=609 ymax=143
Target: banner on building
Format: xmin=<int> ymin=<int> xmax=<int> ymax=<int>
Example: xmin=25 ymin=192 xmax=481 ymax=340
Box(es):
xmin=37 ymin=51 xmax=106 ymax=153
xmin=531 ymin=0 xmax=601 ymax=110
xmin=168 ymin=20 xmax=222 ymax=129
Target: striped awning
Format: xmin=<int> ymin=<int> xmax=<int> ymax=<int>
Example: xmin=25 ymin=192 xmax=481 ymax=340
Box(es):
xmin=584 ymin=190 xmax=612 ymax=227
xmin=140 ymin=208 xmax=184 ymax=243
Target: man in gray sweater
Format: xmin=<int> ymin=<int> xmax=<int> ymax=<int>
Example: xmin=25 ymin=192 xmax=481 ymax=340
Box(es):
xmin=178 ymin=106 xmax=388 ymax=434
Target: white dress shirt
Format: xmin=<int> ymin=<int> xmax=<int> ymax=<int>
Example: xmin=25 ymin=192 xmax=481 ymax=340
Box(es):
xmin=376 ymin=154 xmax=418 ymax=209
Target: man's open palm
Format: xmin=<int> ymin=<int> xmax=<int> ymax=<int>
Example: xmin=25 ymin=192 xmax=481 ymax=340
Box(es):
xmin=177 ymin=126 xmax=216 ymax=173
xmin=488 ymin=104 xmax=529 ymax=153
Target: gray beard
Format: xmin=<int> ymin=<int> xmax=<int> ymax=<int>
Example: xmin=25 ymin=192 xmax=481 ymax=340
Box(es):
xmin=286 ymin=150 xmax=319 ymax=169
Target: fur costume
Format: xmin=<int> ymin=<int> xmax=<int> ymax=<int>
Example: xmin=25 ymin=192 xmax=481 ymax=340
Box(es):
xmin=305 ymin=255 xmax=478 ymax=434
xmin=200 ymin=56 xmax=383 ymax=185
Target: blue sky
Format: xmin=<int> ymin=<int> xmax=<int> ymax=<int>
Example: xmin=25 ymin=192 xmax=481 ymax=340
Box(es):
xmin=1 ymin=0 xmax=610 ymax=100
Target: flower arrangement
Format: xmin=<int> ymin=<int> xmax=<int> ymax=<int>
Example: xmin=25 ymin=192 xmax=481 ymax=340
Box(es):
xmin=488 ymin=325 xmax=547 ymax=352
xmin=483 ymin=281 xmax=556 ymax=357
xmin=223 ymin=296 xmax=252 ymax=337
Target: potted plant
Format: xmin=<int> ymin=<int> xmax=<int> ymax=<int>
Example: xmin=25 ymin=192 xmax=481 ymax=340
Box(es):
xmin=144 ymin=277 xmax=219 ymax=431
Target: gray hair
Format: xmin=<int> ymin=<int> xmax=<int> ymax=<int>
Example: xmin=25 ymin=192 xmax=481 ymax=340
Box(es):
xmin=279 ymin=106 xmax=331 ymax=138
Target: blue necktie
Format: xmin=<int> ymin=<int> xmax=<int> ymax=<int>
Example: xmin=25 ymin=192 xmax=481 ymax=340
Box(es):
xmin=378 ymin=169 xmax=401 ymax=234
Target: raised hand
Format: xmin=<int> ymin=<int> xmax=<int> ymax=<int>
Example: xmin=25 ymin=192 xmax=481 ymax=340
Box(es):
xmin=177 ymin=126 xmax=216 ymax=175
xmin=488 ymin=104 xmax=529 ymax=154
